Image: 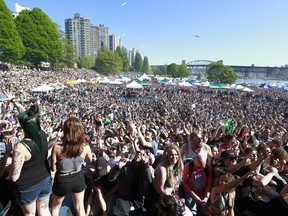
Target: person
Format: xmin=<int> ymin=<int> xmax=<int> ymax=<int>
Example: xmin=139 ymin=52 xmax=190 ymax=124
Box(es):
xmin=10 ymin=104 xmax=52 ymax=216
xmin=108 ymin=148 xmax=153 ymax=216
xmin=182 ymin=154 xmax=213 ymax=216
xmin=137 ymin=124 xmax=159 ymax=156
xmin=208 ymin=171 xmax=253 ymax=216
xmin=156 ymin=195 xmax=193 ymax=216
xmin=180 ymin=131 xmax=212 ymax=164
xmin=151 ymin=145 xmax=193 ymax=215
xmin=218 ymin=134 xmax=240 ymax=157
xmin=50 ymin=117 xmax=93 ymax=216
xmin=0 ymin=133 xmax=23 ymax=216
xmin=154 ymin=145 xmax=184 ymax=197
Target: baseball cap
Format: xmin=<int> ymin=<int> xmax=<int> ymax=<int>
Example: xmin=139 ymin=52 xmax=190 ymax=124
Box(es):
xmin=221 ymin=150 xmax=237 ymax=160
xmin=93 ymin=156 xmax=107 ymax=181
xmin=110 ymin=143 xmax=121 ymax=151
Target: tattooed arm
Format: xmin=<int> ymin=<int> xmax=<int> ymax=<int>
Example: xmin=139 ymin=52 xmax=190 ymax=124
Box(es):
xmin=10 ymin=143 xmax=25 ymax=182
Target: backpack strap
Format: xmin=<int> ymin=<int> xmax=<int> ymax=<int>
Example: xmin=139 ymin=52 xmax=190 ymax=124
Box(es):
xmin=188 ymin=160 xmax=209 ymax=179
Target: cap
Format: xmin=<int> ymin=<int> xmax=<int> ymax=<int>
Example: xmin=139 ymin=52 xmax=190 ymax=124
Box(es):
xmin=93 ymin=157 xmax=107 ymax=181
xmin=110 ymin=143 xmax=121 ymax=151
xmin=221 ymin=150 xmax=237 ymax=160
xmin=148 ymin=153 xmax=155 ymax=165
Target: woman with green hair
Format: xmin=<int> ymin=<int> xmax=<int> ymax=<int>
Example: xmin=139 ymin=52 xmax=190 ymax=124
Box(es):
xmin=9 ymin=102 xmax=52 ymax=216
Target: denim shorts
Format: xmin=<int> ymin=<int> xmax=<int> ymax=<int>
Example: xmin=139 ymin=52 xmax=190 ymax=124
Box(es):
xmin=15 ymin=175 xmax=52 ymax=205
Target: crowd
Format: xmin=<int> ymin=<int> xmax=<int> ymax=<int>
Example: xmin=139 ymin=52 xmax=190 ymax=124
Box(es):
xmin=0 ymin=67 xmax=288 ymax=216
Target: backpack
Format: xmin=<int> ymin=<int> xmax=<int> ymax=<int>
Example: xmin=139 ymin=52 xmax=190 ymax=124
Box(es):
xmin=178 ymin=159 xmax=210 ymax=198
xmin=186 ymin=159 xmax=209 ymax=179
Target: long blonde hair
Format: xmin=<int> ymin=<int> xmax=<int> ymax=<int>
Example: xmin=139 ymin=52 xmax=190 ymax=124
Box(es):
xmin=162 ymin=144 xmax=183 ymax=183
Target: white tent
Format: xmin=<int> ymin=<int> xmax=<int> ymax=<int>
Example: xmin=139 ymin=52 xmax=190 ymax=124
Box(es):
xmin=242 ymin=87 xmax=254 ymax=92
xmin=179 ymin=81 xmax=193 ymax=87
xmin=201 ymin=81 xmax=210 ymax=87
xmin=50 ymin=83 xmax=67 ymax=90
xmin=32 ymin=85 xmax=54 ymax=93
xmin=165 ymin=80 xmax=175 ymax=86
xmin=126 ymin=81 xmax=144 ymax=89
xmin=76 ymin=79 xmax=87 ymax=83
xmin=119 ymin=76 xmax=131 ymax=82
xmin=99 ymin=78 xmax=112 ymax=84
xmin=231 ymin=84 xmax=245 ymax=90
xmin=110 ymin=79 xmax=123 ymax=85
xmin=138 ymin=73 xmax=151 ymax=81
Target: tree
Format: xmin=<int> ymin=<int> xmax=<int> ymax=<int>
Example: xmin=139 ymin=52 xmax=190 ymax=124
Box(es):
xmin=95 ymin=49 xmax=122 ymax=75
xmin=178 ymin=64 xmax=190 ymax=78
xmin=206 ymin=62 xmax=238 ymax=84
xmin=133 ymin=52 xmax=142 ymax=72
xmin=0 ymin=0 xmax=25 ymax=63
xmin=79 ymin=55 xmax=95 ymax=69
xmin=167 ymin=63 xmax=179 ymax=77
xmin=115 ymin=46 xmax=129 ymax=72
xmin=141 ymin=56 xmax=150 ymax=73
xmin=15 ymin=8 xmax=63 ymax=66
xmin=57 ymin=28 xmax=78 ymax=68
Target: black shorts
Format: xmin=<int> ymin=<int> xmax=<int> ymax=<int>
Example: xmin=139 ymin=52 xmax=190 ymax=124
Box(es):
xmin=52 ymin=170 xmax=86 ymax=197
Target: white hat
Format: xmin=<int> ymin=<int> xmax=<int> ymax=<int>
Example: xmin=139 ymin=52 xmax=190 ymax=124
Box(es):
xmin=148 ymin=153 xmax=155 ymax=165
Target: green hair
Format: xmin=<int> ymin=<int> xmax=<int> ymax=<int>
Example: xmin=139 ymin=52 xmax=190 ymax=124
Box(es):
xmin=17 ymin=105 xmax=43 ymax=152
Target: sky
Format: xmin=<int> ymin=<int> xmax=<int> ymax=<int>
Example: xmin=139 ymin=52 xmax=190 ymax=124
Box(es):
xmin=5 ymin=0 xmax=288 ymax=67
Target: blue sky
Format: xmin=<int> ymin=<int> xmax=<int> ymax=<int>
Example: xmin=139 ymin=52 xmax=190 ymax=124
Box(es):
xmin=5 ymin=0 xmax=288 ymax=67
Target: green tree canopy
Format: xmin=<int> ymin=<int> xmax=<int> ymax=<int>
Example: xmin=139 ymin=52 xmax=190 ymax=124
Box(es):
xmin=178 ymin=64 xmax=190 ymax=78
xmin=15 ymin=8 xmax=63 ymax=66
xmin=141 ymin=56 xmax=150 ymax=73
xmin=167 ymin=63 xmax=179 ymax=77
xmin=0 ymin=0 xmax=25 ymax=63
xmin=206 ymin=62 xmax=238 ymax=84
xmin=133 ymin=52 xmax=142 ymax=72
xmin=95 ymin=49 xmax=122 ymax=75
xmin=115 ymin=46 xmax=129 ymax=72
xmin=79 ymin=55 xmax=95 ymax=69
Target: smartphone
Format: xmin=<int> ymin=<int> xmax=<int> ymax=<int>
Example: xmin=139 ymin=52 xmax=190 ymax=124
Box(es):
xmin=0 ymin=141 xmax=6 ymax=160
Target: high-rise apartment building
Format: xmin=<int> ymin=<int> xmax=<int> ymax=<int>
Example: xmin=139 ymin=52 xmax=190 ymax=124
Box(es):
xmin=98 ymin=24 xmax=109 ymax=50
xmin=12 ymin=3 xmax=30 ymax=18
xmin=65 ymin=14 xmax=101 ymax=58
xmin=109 ymin=34 xmax=121 ymax=52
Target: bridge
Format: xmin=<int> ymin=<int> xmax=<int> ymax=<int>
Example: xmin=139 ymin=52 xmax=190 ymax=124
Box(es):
xmin=152 ymin=60 xmax=288 ymax=78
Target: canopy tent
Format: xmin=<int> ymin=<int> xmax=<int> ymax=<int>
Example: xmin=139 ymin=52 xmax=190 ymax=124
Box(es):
xmin=99 ymin=78 xmax=112 ymax=84
xmin=110 ymin=79 xmax=123 ymax=85
xmin=209 ymin=83 xmax=231 ymax=89
xmin=259 ymin=83 xmax=271 ymax=88
xmin=164 ymin=80 xmax=176 ymax=86
xmin=201 ymin=81 xmax=210 ymax=87
xmin=31 ymin=85 xmax=54 ymax=93
xmin=118 ymin=76 xmax=131 ymax=82
xmin=242 ymin=87 xmax=254 ymax=92
xmin=137 ymin=80 xmax=149 ymax=85
xmin=76 ymin=79 xmax=87 ymax=83
xmin=126 ymin=81 xmax=144 ymax=89
xmin=231 ymin=84 xmax=245 ymax=90
xmin=179 ymin=81 xmax=193 ymax=87
xmin=138 ymin=73 xmax=151 ymax=81
xmin=49 ymin=83 xmax=67 ymax=90
xmin=63 ymin=80 xmax=78 ymax=85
